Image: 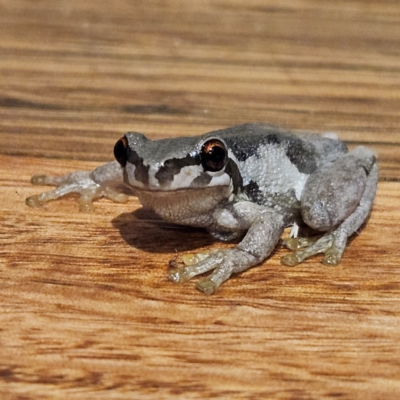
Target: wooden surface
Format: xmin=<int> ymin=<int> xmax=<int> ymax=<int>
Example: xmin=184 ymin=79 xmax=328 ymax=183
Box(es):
xmin=1 ymin=0 xmax=400 ymax=398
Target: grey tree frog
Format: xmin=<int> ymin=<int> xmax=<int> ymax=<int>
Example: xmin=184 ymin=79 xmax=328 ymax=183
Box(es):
xmin=26 ymin=123 xmax=378 ymax=294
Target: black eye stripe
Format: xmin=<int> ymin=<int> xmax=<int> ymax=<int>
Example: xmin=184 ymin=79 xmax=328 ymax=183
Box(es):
xmin=155 ymin=154 xmax=201 ymax=184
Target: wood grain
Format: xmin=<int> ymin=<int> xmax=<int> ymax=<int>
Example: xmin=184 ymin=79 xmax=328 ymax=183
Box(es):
xmin=1 ymin=0 xmax=400 ymax=398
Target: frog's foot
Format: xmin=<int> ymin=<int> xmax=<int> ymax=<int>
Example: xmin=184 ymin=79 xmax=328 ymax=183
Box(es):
xmin=168 ymin=248 xmax=256 ymax=295
xmin=282 ymin=235 xmax=322 ymax=251
xmin=281 ymin=232 xmax=346 ymax=267
xmin=26 ymin=171 xmax=128 ymax=212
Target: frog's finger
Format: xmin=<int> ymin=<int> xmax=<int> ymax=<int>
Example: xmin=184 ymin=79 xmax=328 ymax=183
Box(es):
xmin=26 ymin=183 xmax=85 ymax=208
xmin=31 ymin=174 xmax=64 ymax=186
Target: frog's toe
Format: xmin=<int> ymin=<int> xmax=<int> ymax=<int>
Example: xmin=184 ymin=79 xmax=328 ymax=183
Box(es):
xmin=168 ymin=250 xmax=221 ymax=284
xmin=103 ymin=187 xmax=129 ymax=204
xmin=168 ymin=264 xmax=211 ymax=284
xmin=168 ymin=249 xmax=238 ymax=294
xmin=168 ymin=266 xmax=192 ymax=283
xmin=281 ymin=233 xmax=345 ymax=267
xmin=26 ymin=169 xmax=129 ymax=211
xmin=282 ymin=237 xmax=301 ymax=251
xmin=280 ymin=252 xmax=303 ymax=267
xmin=31 ymin=174 xmax=52 ymax=185
xmin=26 ymin=186 xmax=73 ymax=208
xmin=321 ymin=248 xmax=342 ymax=266
xmin=283 ymin=236 xmax=320 ymax=251
xmin=26 ymin=193 xmax=46 ymax=208
xmin=194 ymin=263 xmax=233 ymax=295
xmin=77 ymin=192 xmax=97 ymax=212
xmin=181 ymin=251 xmax=213 ymax=266
xmin=196 ymin=278 xmax=217 ymax=295
xmin=168 ymin=248 xmax=257 ymax=294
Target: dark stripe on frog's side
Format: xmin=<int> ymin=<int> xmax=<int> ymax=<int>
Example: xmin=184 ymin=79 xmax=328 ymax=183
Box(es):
xmin=285 ymin=139 xmax=319 ymax=174
xmin=225 ymin=159 xmax=243 ymax=194
xmin=154 ymin=154 xmax=201 ymax=184
xmin=244 ymin=180 xmax=301 ymax=219
xmin=243 ymin=180 xmax=261 ymax=203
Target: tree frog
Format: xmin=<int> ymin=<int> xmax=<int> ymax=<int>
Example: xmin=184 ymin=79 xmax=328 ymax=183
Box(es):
xmin=26 ymin=123 xmax=378 ymax=295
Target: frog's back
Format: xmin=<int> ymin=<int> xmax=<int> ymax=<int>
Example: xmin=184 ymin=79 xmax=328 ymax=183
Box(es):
xmin=209 ymin=123 xmax=348 ymax=215
xmin=211 ymin=123 xmax=348 ymax=174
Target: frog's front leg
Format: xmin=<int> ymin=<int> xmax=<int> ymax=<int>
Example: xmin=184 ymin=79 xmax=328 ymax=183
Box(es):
xmin=168 ymin=203 xmax=286 ymax=295
xmin=26 ymin=161 xmax=129 ymax=212
xmin=281 ymin=146 xmax=378 ymax=266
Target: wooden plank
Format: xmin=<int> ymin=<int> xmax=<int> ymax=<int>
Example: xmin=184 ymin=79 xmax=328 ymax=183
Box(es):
xmin=1 ymin=0 xmax=400 ymax=398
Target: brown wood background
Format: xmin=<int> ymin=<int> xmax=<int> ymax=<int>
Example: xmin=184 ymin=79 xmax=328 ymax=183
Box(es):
xmin=1 ymin=1 xmax=400 ymax=398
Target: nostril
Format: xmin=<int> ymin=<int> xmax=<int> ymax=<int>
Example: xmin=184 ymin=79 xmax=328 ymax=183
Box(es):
xmin=114 ymin=136 xmax=128 ymax=167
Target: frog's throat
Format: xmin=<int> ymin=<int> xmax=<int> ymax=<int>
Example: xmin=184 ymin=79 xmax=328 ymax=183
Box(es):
xmin=133 ymin=185 xmax=233 ymax=226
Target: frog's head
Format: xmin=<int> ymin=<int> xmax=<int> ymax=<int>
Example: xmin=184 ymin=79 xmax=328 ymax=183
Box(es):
xmin=113 ymin=132 xmax=242 ymax=223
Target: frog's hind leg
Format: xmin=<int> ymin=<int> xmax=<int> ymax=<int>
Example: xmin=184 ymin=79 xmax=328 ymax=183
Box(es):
xmin=281 ymin=146 xmax=378 ymax=267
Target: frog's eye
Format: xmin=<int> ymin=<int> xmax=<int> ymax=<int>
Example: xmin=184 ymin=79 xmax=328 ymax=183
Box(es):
xmin=114 ymin=136 xmax=128 ymax=167
xmin=201 ymin=139 xmax=228 ymax=172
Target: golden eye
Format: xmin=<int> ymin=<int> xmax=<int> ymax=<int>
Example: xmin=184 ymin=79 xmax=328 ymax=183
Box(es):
xmin=114 ymin=136 xmax=128 ymax=167
xmin=201 ymin=139 xmax=228 ymax=172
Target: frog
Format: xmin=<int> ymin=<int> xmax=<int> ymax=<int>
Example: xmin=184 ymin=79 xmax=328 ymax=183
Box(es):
xmin=26 ymin=123 xmax=378 ymax=295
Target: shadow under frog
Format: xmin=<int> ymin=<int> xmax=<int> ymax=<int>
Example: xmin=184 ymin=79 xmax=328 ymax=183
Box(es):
xmin=112 ymin=208 xmax=216 ymax=254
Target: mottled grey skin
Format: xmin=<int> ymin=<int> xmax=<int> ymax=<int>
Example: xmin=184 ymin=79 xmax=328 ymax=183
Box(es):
xmin=26 ymin=123 xmax=378 ymax=294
